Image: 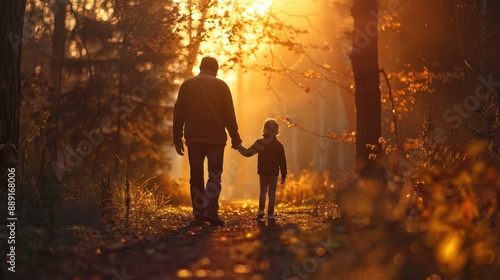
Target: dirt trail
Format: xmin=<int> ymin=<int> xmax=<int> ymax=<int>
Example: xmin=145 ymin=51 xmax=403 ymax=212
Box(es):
xmin=16 ymin=200 xmax=337 ymax=280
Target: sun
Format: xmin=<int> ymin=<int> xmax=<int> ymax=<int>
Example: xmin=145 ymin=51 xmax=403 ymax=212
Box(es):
xmin=172 ymin=0 xmax=275 ymax=83
xmin=192 ymin=0 xmax=275 ymax=64
xmin=243 ymin=0 xmax=273 ymax=18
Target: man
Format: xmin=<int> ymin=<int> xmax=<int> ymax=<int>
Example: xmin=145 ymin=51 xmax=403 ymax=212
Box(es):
xmin=173 ymin=56 xmax=242 ymax=227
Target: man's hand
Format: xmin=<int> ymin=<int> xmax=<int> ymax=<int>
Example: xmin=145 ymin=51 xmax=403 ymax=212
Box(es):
xmin=280 ymin=175 xmax=286 ymax=184
xmin=175 ymin=144 xmax=185 ymax=156
xmin=231 ymin=138 xmax=242 ymax=150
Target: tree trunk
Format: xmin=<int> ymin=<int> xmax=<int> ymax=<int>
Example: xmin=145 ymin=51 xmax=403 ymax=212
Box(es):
xmin=351 ymin=0 xmax=385 ymax=183
xmin=183 ymin=0 xmax=209 ymax=77
xmin=51 ymin=2 xmax=66 ymax=83
xmin=0 ymin=0 xmax=26 ymax=177
xmin=114 ymin=70 xmax=124 ymax=176
xmin=48 ymin=1 xmax=67 ymax=164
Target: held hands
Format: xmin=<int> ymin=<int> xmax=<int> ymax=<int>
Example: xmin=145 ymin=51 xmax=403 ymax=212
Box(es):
xmin=280 ymin=175 xmax=286 ymax=184
xmin=175 ymin=144 xmax=185 ymax=156
xmin=231 ymin=138 xmax=242 ymax=150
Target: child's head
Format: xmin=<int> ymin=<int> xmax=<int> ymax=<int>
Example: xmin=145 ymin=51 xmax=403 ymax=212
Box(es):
xmin=262 ymin=118 xmax=280 ymax=137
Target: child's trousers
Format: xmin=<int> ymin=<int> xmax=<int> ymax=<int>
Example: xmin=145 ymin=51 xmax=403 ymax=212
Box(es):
xmin=259 ymin=175 xmax=278 ymax=215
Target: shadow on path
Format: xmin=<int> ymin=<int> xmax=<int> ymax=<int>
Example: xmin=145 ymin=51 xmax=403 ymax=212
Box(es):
xmin=15 ymin=201 xmax=331 ymax=280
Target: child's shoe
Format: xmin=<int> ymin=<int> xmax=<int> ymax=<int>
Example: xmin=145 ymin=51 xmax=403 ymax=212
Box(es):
xmin=267 ymin=214 xmax=275 ymax=221
xmin=256 ymin=210 xmax=265 ymax=220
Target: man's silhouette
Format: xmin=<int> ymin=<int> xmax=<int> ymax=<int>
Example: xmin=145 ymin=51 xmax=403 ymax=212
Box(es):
xmin=173 ymin=56 xmax=242 ymax=226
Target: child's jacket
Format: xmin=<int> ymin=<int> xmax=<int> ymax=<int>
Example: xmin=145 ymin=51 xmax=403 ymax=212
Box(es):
xmin=238 ymin=136 xmax=287 ymax=177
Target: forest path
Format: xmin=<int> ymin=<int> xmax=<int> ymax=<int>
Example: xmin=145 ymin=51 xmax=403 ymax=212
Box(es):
xmin=20 ymin=200 xmax=338 ymax=280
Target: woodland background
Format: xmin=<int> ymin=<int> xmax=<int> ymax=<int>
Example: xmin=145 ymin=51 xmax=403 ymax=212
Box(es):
xmin=1 ymin=0 xmax=500 ymax=279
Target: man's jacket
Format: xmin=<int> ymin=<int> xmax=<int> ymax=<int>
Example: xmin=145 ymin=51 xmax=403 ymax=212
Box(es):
xmin=173 ymin=70 xmax=241 ymax=146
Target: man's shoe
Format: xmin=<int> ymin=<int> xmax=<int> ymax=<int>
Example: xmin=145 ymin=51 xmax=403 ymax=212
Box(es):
xmin=189 ymin=218 xmax=206 ymax=227
xmin=267 ymin=215 xmax=275 ymax=221
xmin=256 ymin=210 xmax=265 ymax=220
xmin=204 ymin=215 xmax=225 ymax=227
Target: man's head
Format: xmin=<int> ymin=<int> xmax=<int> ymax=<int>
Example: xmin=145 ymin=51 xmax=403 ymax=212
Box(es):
xmin=200 ymin=56 xmax=219 ymax=76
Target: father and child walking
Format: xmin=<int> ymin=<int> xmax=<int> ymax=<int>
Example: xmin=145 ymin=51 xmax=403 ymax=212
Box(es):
xmin=173 ymin=56 xmax=287 ymax=226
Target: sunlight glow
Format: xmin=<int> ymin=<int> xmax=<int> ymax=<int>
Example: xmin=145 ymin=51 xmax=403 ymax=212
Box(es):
xmin=172 ymin=0 xmax=275 ymax=97
xmin=196 ymin=0 xmax=273 ymax=61
xmin=241 ymin=0 xmax=273 ymax=18
xmin=97 ymin=8 xmax=110 ymax=21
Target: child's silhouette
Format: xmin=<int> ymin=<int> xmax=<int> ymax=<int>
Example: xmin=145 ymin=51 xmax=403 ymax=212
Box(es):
xmin=238 ymin=118 xmax=287 ymax=221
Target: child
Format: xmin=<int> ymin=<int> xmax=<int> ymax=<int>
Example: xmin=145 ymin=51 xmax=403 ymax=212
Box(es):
xmin=238 ymin=118 xmax=287 ymax=221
